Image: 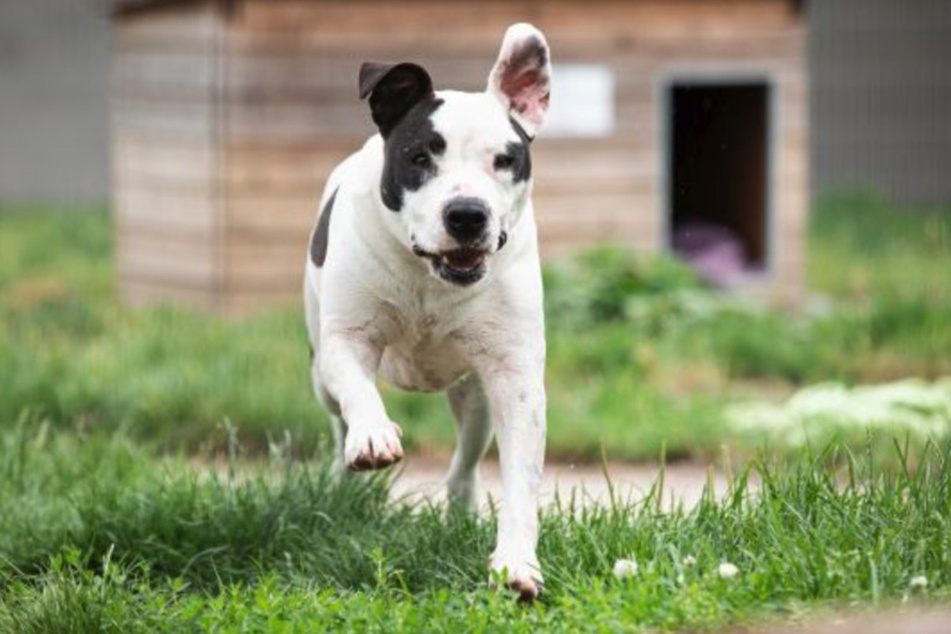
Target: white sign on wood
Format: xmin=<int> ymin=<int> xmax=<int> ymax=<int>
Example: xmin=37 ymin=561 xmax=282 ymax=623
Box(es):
xmin=540 ymin=64 xmax=616 ymax=138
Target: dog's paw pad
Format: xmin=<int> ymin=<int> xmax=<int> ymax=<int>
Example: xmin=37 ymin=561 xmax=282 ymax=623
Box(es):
xmin=509 ymin=576 xmax=542 ymax=602
xmin=489 ymin=555 xmax=543 ymax=603
xmin=345 ymin=422 xmax=404 ymax=471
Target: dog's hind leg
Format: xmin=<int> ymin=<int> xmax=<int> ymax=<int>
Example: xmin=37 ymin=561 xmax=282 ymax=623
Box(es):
xmin=446 ymin=374 xmax=494 ymax=511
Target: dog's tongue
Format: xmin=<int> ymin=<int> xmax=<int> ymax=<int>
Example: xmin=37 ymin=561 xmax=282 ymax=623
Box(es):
xmin=443 ymin=249 xmax=483 ymax=271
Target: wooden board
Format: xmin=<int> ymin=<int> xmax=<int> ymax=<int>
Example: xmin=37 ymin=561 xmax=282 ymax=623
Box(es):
xmin=116 ymin=186 xmax=217 ymax=239
xmin=112 ymin=0 xmax=807 ymax=311
xmin=113 ymin=134 xmax=216 ymax=192
xmin=113 ymin=47 xmax=218 ymax=101
xmin=222 ymin=235 xmax=310 ymax=291
xmin=117 ymin=228 xmax=219 ymax=288
xmin=113 ymin=96 xmax=217 ymax=140
xmin=235 ymin=0 xmax=797 ymax=38
xmin=115 ymin=1 xmax=218 ymax=51
xmin=223 ymin=149 xmax=344 ymax=195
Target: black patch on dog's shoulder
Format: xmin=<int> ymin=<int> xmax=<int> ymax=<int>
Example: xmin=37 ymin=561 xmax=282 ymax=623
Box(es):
xmin=310 ymin=187 xmax=338 ymax=267
xmin=500 ymin=117 xmax=532 ymax=183
xmin=380 ymin=98 xmax=445 ymax=212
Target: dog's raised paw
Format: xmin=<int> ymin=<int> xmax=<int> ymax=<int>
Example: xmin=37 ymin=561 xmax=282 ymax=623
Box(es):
xmin=345 ymin=421 xmax=404 ymax=471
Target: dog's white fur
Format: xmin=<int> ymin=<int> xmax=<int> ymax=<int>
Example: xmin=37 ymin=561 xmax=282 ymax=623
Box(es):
xmin=304 ymin=24 xmax=550 ymax=599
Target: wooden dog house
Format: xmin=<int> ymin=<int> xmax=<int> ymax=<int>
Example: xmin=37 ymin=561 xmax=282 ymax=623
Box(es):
xmin=112 ymin=0 xmax=807 ymax=314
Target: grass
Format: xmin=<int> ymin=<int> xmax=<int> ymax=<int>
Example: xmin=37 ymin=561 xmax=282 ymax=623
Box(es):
xmin=1 ymin=420 xmax=950 ymax=632
xmin=1 ymin=195 xmax=950 ymax=630
xmin=1 ymin=195 xmax=950 ymax=461
xmin=809 ymin=191 xmax=951 ymax=302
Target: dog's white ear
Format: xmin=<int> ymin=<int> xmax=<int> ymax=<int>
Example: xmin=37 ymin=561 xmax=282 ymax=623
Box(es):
xmin=487 ymin=23 xmax=552 ymax=139
xmin=359 ymin=62 xmax=434 ymax=138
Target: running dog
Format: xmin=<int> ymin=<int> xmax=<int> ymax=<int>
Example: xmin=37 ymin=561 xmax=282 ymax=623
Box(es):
xmin=304 ymin=23 xmax=552 ymax=599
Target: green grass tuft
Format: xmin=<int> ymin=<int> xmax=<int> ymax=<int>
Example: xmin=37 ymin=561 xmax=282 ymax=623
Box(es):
xmin=1 ymin=422 xmax=950 ymax=631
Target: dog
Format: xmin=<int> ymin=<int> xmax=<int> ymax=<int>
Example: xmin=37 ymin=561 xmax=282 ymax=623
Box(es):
xmin=304 ymin=23 xmax=552 ymax=600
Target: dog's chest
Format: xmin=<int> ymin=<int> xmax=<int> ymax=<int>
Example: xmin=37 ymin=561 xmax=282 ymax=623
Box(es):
xmin=378 ymin=308 xmax=471 ymax=392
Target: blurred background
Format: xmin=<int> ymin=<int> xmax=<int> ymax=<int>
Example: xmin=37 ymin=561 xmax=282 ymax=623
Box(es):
xmin=4 ymin=1 xmax=950 ymax=206
xmin=0 ymin=0 xmax=110 ymax=202
xmin=0 ymin=0 xmax=949 ymax=463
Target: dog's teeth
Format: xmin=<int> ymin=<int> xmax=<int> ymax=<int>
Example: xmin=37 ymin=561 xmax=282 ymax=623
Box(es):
xmin=439 ymin=249 xmax=486 ymax=273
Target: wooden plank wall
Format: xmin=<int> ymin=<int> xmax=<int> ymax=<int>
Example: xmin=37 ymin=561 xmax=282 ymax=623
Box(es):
xmin=219 ymin=0 xmax=806 ymax=311
xmin=113 ymin=1 xmax=224 ymax=309
xmin=113 ymin=0 xmax=806 ymax=312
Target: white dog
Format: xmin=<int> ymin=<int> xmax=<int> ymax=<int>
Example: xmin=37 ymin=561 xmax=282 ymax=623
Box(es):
xmin=304 ymin=23 xmax=551 ymax=600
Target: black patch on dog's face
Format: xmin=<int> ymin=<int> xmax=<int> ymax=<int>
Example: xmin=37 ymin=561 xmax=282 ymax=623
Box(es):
xmin=380 ymin=98 xmax=445 ymax=212
xmin=493 ymin=117 xmax=532 ymax=183
xmin=310 ymin=187 xmax=338 ymax=267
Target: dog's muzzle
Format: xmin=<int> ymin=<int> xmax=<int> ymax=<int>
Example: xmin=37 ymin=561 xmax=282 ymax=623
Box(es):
xmin=409 ymin=197 xmax=502 ymax=286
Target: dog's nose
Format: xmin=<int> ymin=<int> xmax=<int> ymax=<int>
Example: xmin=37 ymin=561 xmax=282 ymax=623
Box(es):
xmin=443 ymin=198 xmax=489 ymax=244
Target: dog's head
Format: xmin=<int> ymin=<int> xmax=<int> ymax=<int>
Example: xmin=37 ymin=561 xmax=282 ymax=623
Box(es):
xmin=359 ymin=23 xmax=551 ymax=286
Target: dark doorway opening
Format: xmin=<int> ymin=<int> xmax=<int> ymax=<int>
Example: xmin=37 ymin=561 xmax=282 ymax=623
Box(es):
xmin=667 ymin=82 xmax=770 ymax=286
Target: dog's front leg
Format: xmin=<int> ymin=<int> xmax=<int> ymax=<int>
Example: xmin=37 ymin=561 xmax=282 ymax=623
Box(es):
xmin=481 ymin=358 xmax=546 ymax=600
xmin=320 ymin=333 xmax=403 ymax=471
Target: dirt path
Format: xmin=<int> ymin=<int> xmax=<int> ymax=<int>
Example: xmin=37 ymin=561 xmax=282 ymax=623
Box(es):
xmin=758 ymin=609 xmax=951 ymax=634
xmin=389 ymin=458 xmax=737 ymax=510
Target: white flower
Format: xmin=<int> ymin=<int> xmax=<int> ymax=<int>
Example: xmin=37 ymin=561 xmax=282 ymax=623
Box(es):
xmin=910 ymin=575 xmax=928 ymax=589
xmin=683 ymin=555 xmax=697 ymax=567
xmin=613 ymin=558 xmax=639 ymax=579
xmin=717 ymin=562 xmax=739 ymax=579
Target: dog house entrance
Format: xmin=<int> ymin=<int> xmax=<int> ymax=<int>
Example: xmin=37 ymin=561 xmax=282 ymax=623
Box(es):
xmin=667 ymin=81 xmax=771 ymax=286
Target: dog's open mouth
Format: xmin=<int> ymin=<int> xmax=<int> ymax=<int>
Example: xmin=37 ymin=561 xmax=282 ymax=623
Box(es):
xmin=414 ymin=245 xmax=488 ymax=286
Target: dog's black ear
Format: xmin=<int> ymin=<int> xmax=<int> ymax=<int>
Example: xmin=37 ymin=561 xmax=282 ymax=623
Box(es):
xmin=359 ymin=62 xmax=434 ymax=138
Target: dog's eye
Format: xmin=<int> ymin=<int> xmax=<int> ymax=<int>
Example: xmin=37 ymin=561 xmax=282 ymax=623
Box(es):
xmin=411 ymin=153 xmax=432 ymax=169
xmin=493 ymin=153 xmax=515 ymax=171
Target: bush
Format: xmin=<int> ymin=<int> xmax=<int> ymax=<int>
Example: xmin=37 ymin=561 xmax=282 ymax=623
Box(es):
xmin=544 ymin=247 xmax=701 ymax=331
